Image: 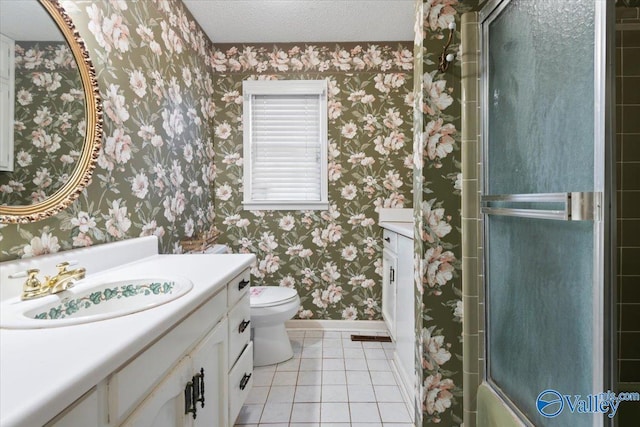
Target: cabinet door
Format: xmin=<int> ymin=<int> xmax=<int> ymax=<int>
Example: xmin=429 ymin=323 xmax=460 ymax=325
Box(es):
xmin=382 ymin=247 xmax=398 ymax=340
xmin=190 ymin=318 xmax=229 ymax=427
xmin=121 ymin=356 xmax=193 ymax=427
xmin=394 ymin=235 xmax=415 ymax=402
xmin=45 ymin=389 xmax=99 ymax=427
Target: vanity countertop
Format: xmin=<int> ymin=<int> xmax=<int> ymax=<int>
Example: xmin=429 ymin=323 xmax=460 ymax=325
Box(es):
xmin=0 ymin=253 xmax=255 ymax=427
xmin=379 ymin=221 xmax=414 ymax=239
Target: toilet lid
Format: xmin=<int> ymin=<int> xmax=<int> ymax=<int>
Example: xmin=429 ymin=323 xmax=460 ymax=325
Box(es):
xmin=250 ymin=286 xmax=298 ymax=308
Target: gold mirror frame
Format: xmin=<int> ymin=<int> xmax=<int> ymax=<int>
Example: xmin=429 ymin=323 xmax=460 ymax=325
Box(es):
xmin=0 ymin=0 xmax=102 ymax=224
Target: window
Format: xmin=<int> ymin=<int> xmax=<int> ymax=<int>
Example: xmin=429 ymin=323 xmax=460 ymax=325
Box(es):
xmin=242 ymin=80 xmax=328 ymax=210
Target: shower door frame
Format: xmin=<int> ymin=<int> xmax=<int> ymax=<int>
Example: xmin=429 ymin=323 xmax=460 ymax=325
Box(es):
xmin=478 ymin=0 xmax=617 ymax=425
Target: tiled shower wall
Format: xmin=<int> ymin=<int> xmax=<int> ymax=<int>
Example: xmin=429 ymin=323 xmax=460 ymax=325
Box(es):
xmin=616 ymin=4 xmax=640 ymax=390
xmin=616 ymin=6 xmax=640 ymax=426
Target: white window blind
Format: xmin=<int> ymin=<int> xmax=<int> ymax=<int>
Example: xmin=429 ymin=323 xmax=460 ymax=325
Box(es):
xmin=243 ymin=80 xmax=328 ymax=210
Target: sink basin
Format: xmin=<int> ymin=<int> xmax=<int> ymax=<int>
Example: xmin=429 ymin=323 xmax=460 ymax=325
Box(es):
xmin=0 ymin=277 xmax=193 ymax=329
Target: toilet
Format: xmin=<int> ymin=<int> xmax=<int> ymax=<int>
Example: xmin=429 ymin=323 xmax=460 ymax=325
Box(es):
xmin=250 ymin=286 xmax=300 ymax=366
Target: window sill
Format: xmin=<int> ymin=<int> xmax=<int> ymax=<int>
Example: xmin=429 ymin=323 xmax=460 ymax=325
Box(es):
xmin=242 ymin=201 xmax=330 ymax=211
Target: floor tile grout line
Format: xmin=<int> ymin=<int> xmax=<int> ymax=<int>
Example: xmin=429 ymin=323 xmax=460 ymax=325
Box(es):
xmin=238 ymin=329 xmax=410 ymax=425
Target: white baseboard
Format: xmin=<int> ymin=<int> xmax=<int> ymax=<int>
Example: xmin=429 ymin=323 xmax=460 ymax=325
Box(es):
xmin=392 ymin=352 xmax=415 ymax=408
xmin=285 ymin=319 xmax=387 ymax=332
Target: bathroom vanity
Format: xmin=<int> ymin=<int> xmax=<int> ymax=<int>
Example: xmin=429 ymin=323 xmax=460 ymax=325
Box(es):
xmin=379 ymin=212 xmax=415 ymax=411
xmin=0 ymin=237 xmax=254 ymax=427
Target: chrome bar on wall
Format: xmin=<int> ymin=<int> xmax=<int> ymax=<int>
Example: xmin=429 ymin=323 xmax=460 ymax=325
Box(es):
xmin=481 ymin=192 xmax=602 ymax=221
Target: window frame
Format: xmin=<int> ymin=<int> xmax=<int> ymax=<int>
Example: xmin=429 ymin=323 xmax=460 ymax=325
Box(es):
xmin=242 ymin=79 xmax=329 ymax=211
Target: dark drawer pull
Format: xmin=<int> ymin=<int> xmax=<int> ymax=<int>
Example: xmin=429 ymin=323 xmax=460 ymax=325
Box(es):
xmin=239 ymin=372 xmax=252 ymax=390
xmin=239 ymin=319 xmax=251 ymax=333
xmin=195 ymin=368 xmax=205 ymax=408
xmin=238 ymin=279 xmax=249 ymax=290
xmin=184 ymin=380 xmax=196 ymax=419
xmin=384 ymin=237 xmax=391 ymax=242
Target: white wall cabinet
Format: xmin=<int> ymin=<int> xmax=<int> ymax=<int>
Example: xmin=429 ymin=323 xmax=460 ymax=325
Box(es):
xmin=43 ymin=267 xmax=252 ymax=427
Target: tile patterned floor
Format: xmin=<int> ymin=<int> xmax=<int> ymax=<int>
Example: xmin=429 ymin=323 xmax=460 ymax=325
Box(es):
xmin=234 ymin=330 xmax=414 ymax=426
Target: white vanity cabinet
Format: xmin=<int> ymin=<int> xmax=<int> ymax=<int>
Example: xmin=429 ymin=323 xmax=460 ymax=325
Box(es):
xmin=121 ymin=319 xmax=228 ymax=427
xmin=45 ymin=389 xmax=99 ymax=427
xmin=380 ymin=224 xmax=415 ymax=407
xmin=42 ymin=266 xmax=253 ymax=427
xmin=382 ymin=234 xmax=398 ymax=339
xmin=225 ymin=269 xmax=253 ymax=423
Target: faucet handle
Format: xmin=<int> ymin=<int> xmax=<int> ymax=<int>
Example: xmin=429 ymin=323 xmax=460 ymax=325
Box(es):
xmin=23 ymin=269 xmax=42 ymax=291
xmin=10 ymin=268 xmax=42 ymax=289
xmin=55 ymin=260 xmax=79 ymax=273
xmin=13 ymin=269 xmax=47 ymax=300
xmin=8 ymin=269 xmax=38 ymax=279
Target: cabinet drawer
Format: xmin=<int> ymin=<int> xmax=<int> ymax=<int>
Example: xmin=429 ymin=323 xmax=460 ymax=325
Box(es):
xmin=382 ymin=229 xmax=397 ymax=252
xmin=229 ymin=342 xmax=253 ymax=424
xmin=228 ymin=293 xmax=251 ymax=368
xmin=110 ymin=287 xmax=227 ymax=423
xmin=227 ymin=268 xmax=250 ymax=307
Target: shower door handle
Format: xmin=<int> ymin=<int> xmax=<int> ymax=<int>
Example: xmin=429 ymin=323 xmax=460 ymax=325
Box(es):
xmin=481 ymin=192 xmax=601 ymax=221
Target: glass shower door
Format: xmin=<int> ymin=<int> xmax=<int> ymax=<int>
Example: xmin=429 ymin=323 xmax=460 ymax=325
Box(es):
xmin=480 ymin=0 xmax=614 ymax=426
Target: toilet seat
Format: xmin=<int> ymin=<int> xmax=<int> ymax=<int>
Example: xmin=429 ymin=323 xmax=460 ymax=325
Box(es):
xmin=250 ymin=286 xmax=298 ymax=308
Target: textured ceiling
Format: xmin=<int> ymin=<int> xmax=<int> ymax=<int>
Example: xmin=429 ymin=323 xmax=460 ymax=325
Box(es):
xmin=182 ymin=0 xmax=415 ymax=43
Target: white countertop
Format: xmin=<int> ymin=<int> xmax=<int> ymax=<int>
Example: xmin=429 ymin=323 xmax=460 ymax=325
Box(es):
xmin=0 ymin=253 xmax=254 ymax=427
xmin=379 ymin=221 xmax=414 ymax=239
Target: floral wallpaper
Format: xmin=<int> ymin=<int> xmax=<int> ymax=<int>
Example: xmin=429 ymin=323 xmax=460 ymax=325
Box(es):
xmin=211 ymin=42 xmax=414 ymax=321
xmin=415 ymin=0 xmax=474 ymax=425
xmin=0 ymin=1 xmax=472 ymax=425
xmin=0 ymin=0 xmax=217 ymax=260
xmin=0 ymin=42 xmax=84 ymax=206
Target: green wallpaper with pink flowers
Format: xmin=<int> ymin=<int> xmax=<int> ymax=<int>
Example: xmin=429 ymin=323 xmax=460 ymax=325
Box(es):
xmin=415 ymin=1 xmax=474 ymax=425
xmin=0 ymin=1 xmax=472 ymax=425
xmin=0 ymin=0 xmax=217 ymax=259
xmin=0 ymin=41 xmax=84 ymax=206
xmin=211 ymin=43 xmax=414 ymax=321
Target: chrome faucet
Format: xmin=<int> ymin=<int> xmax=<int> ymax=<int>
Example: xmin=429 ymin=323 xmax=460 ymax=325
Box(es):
xmin=9 ymin=261 xmax=86 ymax=300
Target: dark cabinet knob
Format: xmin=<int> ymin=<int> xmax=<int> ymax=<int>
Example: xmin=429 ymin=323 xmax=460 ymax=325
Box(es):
xmin=238 ymin=279 xmax=249 ymax=290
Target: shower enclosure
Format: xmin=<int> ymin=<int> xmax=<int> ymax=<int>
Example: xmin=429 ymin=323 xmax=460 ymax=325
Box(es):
xmin=478 ymin=0 xmax=616 ymax=426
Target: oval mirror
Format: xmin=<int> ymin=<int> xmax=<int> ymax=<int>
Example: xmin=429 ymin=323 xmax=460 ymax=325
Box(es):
xmin=0 ymin=0 xmax=102 ymax=223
